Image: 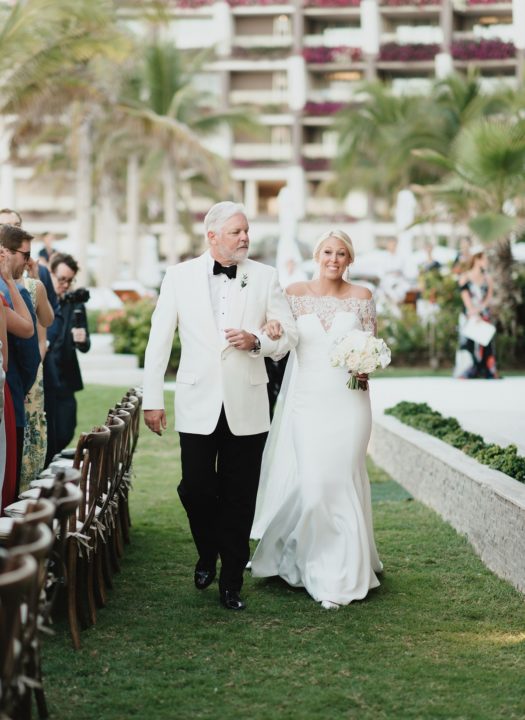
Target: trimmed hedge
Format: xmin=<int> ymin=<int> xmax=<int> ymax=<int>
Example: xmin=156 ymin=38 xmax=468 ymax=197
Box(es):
xmin=109 ymin=299 xmax=181 ymax=374
xmin=385 ymin=401 xmax=525 ymax=483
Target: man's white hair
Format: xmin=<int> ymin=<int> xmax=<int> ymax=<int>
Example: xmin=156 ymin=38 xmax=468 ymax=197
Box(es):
xmin=204 ymin=201 xmax=247 ymax=238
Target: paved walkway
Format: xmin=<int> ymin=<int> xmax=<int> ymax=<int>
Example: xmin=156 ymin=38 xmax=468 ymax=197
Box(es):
xmin=370 ymin=376 xmax=525 ymax=456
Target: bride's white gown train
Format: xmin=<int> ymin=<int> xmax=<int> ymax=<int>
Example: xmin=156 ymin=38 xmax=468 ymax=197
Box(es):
xmin=251 ymin=296 xmax=382 ymax=606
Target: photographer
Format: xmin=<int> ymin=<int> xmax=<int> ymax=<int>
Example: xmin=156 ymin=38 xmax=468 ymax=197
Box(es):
xmin=46 ymin=253 xmax=90 ymax=462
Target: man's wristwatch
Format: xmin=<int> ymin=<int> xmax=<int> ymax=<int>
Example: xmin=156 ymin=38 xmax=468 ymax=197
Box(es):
xmin=252 ymin=336 xmax=261 ymax=352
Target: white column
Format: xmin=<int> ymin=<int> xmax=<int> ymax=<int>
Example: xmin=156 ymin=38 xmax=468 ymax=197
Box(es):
xmin=74 ymin=118 xmax=93 ymax=287
xmin=513 ymin=0 xmax=525 ymax=83
xmin=513 ymin=0 xmax=525 ymax=47
xmin=361 ymin=0 xmax=380 ymax=81
xmin=288 ymin=165 xmax=306 ymax=221
xmin=94 ymin=174 xmax=119 ymax=287
xmin=287 ymin=55 xmax=306 ymax=112
xmin=244 ymin=179 xmax=258 ymax=217
xmin=126 ymin=154 xmax=140 ymax=280
xmin=214 ymin=1 xmax=232 ymax=58
xmin=435 ymin=52 xmax=454 ymax=79
xmin=0 ymin=119 xmax=16 ymax=208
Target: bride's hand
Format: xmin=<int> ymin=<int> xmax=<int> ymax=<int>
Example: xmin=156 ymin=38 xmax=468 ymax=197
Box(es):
xmin=262 ymin=320 xmax=283 ymax=340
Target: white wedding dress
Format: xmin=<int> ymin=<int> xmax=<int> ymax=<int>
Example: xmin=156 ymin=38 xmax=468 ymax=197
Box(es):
xmin=251 ymin=294 xmax=382 ymax=606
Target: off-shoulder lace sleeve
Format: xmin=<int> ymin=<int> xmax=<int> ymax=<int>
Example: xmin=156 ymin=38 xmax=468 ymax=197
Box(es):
xmin=360 ymin=298 xmax=377 ymax=335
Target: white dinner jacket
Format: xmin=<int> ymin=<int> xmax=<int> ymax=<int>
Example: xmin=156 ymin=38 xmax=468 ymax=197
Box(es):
xmin=142 ymin=252 xmax=298 ymax=436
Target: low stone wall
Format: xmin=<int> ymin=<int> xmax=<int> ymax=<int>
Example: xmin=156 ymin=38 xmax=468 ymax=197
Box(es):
xmin=369 ymin=415 xmax=525 ymax=594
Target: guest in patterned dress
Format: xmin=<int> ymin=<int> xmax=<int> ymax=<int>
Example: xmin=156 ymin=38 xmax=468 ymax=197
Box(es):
xmin=454 ymin=248 xmax=498 ymax=379
xmin=20 ymin=259 xmax=54 ymax=489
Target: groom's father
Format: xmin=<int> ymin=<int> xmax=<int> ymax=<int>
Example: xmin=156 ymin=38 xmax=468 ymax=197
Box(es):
xmin=143 ymin=202 xmax=298 ymax=610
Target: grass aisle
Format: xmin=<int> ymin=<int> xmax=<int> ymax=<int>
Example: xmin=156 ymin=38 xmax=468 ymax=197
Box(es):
xmin=43 ymin=386 xmax=525 ymax=720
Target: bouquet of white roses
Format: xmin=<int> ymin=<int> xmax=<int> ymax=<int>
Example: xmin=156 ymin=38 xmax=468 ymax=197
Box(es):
xmin=329 ymin=329 xmax=391 ymax=390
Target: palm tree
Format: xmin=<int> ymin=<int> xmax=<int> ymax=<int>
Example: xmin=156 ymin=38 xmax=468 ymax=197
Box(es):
xmin=333 ymin=82 xmax=443 ymax=203
xmin=417 ymin=118 xmax=525 ymax=340
xmin=333 ymin=72 xmax=516 ymax=214
xmin=0 ymin=0 xmax=131 ymax=284
xmin=113 ymin=41 xmax=256 ymax=268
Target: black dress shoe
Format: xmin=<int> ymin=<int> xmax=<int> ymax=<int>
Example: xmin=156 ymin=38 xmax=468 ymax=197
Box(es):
xmin=220 ymin=590 xmax=246 ymax=611
xmin=194 ymin=566 xmax=216 ymax=590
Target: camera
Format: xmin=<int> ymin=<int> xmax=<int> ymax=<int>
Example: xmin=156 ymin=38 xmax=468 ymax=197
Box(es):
xmin=62 ymin=287 xmax=90 ymax=305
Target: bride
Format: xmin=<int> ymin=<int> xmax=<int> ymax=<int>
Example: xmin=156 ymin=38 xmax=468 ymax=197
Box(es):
xmin=251 ymin=229 xmax=382 ymax=610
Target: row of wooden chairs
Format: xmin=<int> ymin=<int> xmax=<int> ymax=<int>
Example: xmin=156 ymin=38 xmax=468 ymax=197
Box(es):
xmin=0 ymin=473 xmax=83 ymax=719
xmin=0 ymin=387 xmax=142 ymax=717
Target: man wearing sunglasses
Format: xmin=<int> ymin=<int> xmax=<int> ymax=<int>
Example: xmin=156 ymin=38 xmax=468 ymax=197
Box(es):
xmin=0 ymin=223 xmax=40 ymax=490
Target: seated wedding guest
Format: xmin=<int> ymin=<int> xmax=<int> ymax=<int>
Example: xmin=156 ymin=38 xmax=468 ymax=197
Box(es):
xmin=453 ymin=247 xmax=498 ymax=379
xmin=46 ymin=253 xmax=90 ymax=462
xmin=251 ymin=229 xmax=383 ymax=610
xmin=0 ymin=224 xmax=39 ymax=496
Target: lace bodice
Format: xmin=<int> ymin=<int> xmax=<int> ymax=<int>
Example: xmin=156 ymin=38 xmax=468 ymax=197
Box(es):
xmin=286 ymin=294 xmax=377 ymax=334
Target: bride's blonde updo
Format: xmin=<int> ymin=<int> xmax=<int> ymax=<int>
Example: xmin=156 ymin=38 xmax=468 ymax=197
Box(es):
xmin=312 ymin=229 xmax=355 ymax=264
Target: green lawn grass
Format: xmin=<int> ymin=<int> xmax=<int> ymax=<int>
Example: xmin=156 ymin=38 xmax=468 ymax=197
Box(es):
xmin=42 ymin=385 xmax=525 ymax=720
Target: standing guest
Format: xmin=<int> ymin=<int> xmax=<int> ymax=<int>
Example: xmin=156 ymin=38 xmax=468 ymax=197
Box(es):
xmin=0 ymin=208 xmax=22 ymax=228
xmin=37 ymin=231 xmax=56 ymax=266
xmin=0 ymin=207 xmax=63 ymax=470
xmin=46 ymin=253 xmax=90 ymax=461
xmin=142 ymin=201 xmax=298 ymax=611
xmin=0 ymin=225 xmax=39 ymax=496
xmin=20 ymin=258 xmax=54 ymax=489
xmin=0 ymin=299 xmax=13 ymax=512
xmin=452 ymin=236 xmax=472 ymax=276
xmin=454 ymin=248 xmax=498 ymax=379
xmin=251 ymin=230 xmax=383 ymax=609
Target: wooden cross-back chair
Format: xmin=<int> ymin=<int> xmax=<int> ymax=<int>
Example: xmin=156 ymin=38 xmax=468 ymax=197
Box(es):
xmin=0 ymin=553 xmax=38 ymax=720
xmin=5 ymin=520 xmax=54 ymax=719
xmin=66 ymin=425 xmax=111 ymax=650
xmin=92 ymin=412 xmax=126 ymax=609
xmin=114 ymin=395 xmax=141 ymax=544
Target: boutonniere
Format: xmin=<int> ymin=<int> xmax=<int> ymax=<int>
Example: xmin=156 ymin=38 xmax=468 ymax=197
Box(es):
xmin=240 ymin=273 xmax=248 ymax=289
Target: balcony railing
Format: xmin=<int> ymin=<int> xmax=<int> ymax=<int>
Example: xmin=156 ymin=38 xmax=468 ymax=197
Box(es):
xmin=233 ymin=143 xmax=293 ymax=161
xmin=466 ymin=0 xmax=510 ymax=5
xmin=303 ymin=46 xmax=362 ymax=63
xmin=451 ymin=39 xmax=515 ymax=60
xmin=302 ymin=157 xmax=331 ymax=172
xmin=174 ymin=0 xmax=214 ymax=7
xmin=304 ymin=101 xmax=346 ymax=115
xmin=230 ymin=90 xmax=289 ymax=105
xmin=379 ymin=42 xmax=439 ymax=61
xmin=304 ymin=0 xmax=361 ymax=6
xmin=232 ymin=47 xmax=290 ymax=59
xmin=381 ymin=0 xmax=441 ymax=6
xmin=228 ymin=0 xmax=290 ymax=6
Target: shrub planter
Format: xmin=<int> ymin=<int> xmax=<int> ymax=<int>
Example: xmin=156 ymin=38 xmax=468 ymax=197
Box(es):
xmin=369 ymin=413 xmax=525 ymax=594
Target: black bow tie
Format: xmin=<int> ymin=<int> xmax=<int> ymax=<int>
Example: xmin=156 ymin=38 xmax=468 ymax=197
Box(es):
xmin=213 ymin=261 xmax=237 ymax=279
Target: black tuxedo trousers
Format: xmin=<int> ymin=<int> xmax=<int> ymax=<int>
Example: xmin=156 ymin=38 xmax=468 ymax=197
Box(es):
xmin=178 ymin=407 xmax=267 ymax=592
